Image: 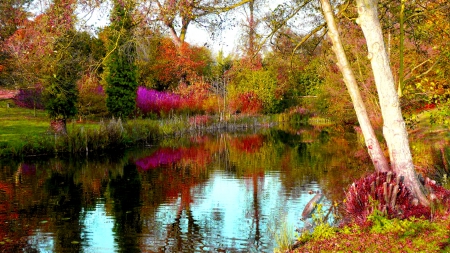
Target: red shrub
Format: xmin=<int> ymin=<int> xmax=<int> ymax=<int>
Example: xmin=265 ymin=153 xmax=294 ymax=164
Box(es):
xmin=344 ymin=171 xmax=431 ymax=226
xmin=229 ymin=91 xmax=263 ymax=115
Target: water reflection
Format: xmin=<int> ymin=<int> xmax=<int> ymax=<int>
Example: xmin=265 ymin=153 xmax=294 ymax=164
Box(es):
xmin=0 ymin=126 xmax=380 ymax=252
xmin=80 ymin=201 xmax=116 ymax=252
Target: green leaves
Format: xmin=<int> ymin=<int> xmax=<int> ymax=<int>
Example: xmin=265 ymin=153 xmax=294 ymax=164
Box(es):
xmin=104 ymin=0 xmax=138 ymax=119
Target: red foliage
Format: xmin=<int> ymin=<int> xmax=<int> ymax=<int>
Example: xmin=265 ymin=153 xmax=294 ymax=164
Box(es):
xmin=135 ymin=144 xmax=213 ymax=171
xmin=344 ymin=172 xmax=431 ymax=226
xmin=230 ymin=134 xmax=264 ymax=154
xmin=4 ymin=0 xmax=76 ymax=60
xmin=176 ymin=81 xmax=210 ymax=112
xmin=415 ymin=103 xmax=436 ymax=113
xmin=0 ymin=89 xmax=18 ymax=99
xmin=427 ymin=182 xmax=450 ymax=208
xmin=229 ymin=91 xmax=263 ymax=115
xmin=152 ymin=39 xmax=209 ymax=87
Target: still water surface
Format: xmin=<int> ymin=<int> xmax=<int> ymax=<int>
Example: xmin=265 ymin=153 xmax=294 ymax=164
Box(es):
xmin=0 ymin=126 xmax=371 ymax=252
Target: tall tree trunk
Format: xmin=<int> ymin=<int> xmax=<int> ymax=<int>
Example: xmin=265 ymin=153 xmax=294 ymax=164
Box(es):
xmin=398 ymin=0 xmax=406 ymax=97
xmin=319 ymin=0 xmax=390 ymax=173
xmin=248 ymin=0 xmax=256 ymax=58
xmin=355 ymin=0 xmax=429 ymax=206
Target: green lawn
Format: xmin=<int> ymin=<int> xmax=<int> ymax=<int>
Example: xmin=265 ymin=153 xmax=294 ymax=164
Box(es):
xmin=0 ymin=100 xmax=49 ymax=147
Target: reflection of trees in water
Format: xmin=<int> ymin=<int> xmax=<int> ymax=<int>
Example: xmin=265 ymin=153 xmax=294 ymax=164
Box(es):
xmin=249 ymin=172 xmax=263 ymax=249
xmin=0 ymin=126 xmax=384 ymax=251
xmin=140 ymin=162 xmax=209 ymax=251
xmin=163 ymin=209 xmax=203 ymax=252
xmin=44 ymin=172 xmax=83 ymax=252
xmin=108 ymin=163 xmax=142 ymax=253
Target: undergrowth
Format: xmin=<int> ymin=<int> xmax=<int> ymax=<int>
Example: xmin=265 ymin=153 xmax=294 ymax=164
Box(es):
xmin=297 ymin=204 xmax=336 ymax=245
xmin=294 ymin=207 xmax=450 ymax=252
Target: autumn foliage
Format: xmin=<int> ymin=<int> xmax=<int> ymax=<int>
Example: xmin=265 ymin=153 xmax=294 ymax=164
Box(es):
xmin=152 ymin=39 xmax=211 ymax=89
xmin=12 ymin=84 xmax=44 ymax=109
xmin=136 ymin=82 xmax=221 ymax=116
xmin=229 ymin=91 xmax=263 ymax=114
xmin=344 ymin=171 xmax=450 ymax=226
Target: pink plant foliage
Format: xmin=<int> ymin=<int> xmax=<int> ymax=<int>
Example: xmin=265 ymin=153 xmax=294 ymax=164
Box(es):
xmin=0 ymin=90 xmax=19 ymax=100
xmin=136 ymin=86 xmax=182 ymax=115
xmin=12 ymin=84 xmax=44 ymax=109
xmin=135 ymin=144 xmax=213 ymax=171
xmin=136 ymin=84 xmax=217 ymax=115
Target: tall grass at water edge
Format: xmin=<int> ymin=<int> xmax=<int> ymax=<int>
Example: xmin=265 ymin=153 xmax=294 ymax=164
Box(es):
xmin=0 ymin=98 xmax=327 ymax=156
xmin=0 ymin=117 xmax=160 ymax=157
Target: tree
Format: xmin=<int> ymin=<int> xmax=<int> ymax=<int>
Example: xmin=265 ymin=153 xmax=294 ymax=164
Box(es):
xmin=149 ymin=37 xmax=212 ymax=90
xmin=104 ymin=0 xmax=138 ymax=119
xmin=145 ymin=0 xmax=250 ymax=47
xmin=319 ymin=0 xmax=429 ymax=205
xmin=0 ymin=0 xmax=32 ymax=86
xmin=44 ymin=30 xmax=91 ymax=134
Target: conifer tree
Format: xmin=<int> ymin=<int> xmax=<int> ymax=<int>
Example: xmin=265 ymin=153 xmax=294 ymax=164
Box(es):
xmin=104 ymin=0 xmax=137 ymax=118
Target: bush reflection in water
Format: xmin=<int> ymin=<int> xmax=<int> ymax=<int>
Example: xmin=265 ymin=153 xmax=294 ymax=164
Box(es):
xmin=0 ymin=126 xmax=378 ymax=252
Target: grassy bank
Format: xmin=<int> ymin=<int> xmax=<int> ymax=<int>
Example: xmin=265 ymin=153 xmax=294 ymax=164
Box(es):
xmin=0 ymin=100 xmax=319 ymax=157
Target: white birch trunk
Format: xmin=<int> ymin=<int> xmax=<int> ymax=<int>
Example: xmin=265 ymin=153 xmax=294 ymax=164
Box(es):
xmin=319 ymin=0 xmax=390 ymax=173
xmin=354 ymin=0 xmax=429 ymax=205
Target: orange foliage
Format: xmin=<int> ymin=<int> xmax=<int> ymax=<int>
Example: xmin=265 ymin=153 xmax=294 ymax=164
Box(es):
xmin=152 ymin=39 xmax=209 ymax=88
xmin=176 ymin=80 xmax=211 ymax=112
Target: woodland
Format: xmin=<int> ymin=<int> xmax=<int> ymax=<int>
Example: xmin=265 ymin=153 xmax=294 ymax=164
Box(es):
xmin=1 ymin=0 xmax=450 ymax=251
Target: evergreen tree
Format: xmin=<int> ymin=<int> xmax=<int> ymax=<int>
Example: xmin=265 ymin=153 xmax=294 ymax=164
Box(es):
xmin=44 ymin=30 xmax=87 ymax=133
xmin=104 ymin=0 xmax=137 ymax=119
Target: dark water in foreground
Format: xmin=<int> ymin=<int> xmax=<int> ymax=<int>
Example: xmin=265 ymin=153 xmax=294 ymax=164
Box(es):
xmin=0 ymin=126 xmax=372 ymax=252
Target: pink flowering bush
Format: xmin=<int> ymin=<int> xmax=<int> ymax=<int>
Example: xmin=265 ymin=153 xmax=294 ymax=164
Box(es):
xmin=136 ymin=85 xmax=218 ymax=116
xmin=136 ymin=86 xmax=182 ymax=115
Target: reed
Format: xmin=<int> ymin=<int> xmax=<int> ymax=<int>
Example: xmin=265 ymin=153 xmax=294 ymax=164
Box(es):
xmin=270 ymin=218 xmax=295 ymax=253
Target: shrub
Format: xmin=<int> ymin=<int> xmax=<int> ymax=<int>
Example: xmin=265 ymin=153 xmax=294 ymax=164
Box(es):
xmin=344 ymin=172 xmax=433 ymax=226
xmin=228 ymin=67 xmax=283 ymax=114
xmin=228 ymin=91 xmax=263 ymax=115
xmin=12 ymin=84 xmax=44 ymax=109
xmin=136 ymin=86 xmax=181 ymax=116
xmin=176 ymin=81 xmax=210 ymax=114
xmin=77 ymin=75 xmax=108 ymax=119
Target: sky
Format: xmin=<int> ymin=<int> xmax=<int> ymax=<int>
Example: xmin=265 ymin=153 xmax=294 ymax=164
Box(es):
xmin=74 ymin=0 xmax=300 ymax=56
xmin=75 ymin=1 xmax=242 ymax=56
xmin=31 ymin=0 xmax=314 ymax=56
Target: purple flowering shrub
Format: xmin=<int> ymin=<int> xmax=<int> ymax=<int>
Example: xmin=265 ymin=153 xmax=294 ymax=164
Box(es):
xmin=136 ymin=86 xmax=183 ymax=115
xmin=12 ymin=84 xmax=45 ymax=109
xmin=136 ymin=84 xmax=221 ymax=116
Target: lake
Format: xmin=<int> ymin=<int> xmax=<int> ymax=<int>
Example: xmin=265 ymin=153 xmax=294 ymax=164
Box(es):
xmin=0 ymin=125 xmax=373 ymax=252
